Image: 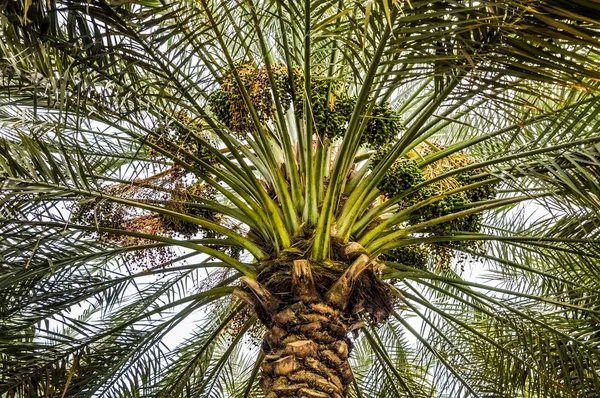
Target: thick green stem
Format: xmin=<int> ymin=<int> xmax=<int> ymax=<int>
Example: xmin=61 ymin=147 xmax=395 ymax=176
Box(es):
xmin=312 ymin=17 xmax=394 ymax=261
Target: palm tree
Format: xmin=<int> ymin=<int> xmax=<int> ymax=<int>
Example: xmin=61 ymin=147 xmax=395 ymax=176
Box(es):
xmin=2 ymin=0 xmax=600 ymax=396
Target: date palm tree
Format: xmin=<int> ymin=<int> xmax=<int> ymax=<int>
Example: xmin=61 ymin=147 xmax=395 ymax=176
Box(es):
xmin=2 ymin=0 xmax=600 ymax=396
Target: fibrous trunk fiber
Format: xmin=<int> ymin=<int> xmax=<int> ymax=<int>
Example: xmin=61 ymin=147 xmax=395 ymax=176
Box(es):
xmin=260 ymin=300 xmax=355 ymax=398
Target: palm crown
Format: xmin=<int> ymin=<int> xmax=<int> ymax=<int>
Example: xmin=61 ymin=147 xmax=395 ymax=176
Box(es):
xmin=1 ymin=0 xmax=600 ymax=396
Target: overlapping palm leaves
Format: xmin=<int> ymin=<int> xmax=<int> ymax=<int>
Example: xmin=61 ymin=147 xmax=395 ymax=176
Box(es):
xmin=2 ymin=0 xmax=600 ymax=396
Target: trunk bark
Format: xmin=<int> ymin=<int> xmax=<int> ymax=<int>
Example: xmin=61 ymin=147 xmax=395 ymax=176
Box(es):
xmin=259 ymin=300 xmax=354 ymax=398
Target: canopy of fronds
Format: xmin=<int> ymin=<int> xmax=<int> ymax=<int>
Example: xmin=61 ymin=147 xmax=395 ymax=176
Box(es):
xmin=1 ymin=0 xmax=600 ymax=396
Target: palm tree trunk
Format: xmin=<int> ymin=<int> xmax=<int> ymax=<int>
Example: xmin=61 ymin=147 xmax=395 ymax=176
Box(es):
xmin=260 ymin=301 xmax=354 ymax=398
xmin=243 ymin=256 xmax=379 ymax=397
